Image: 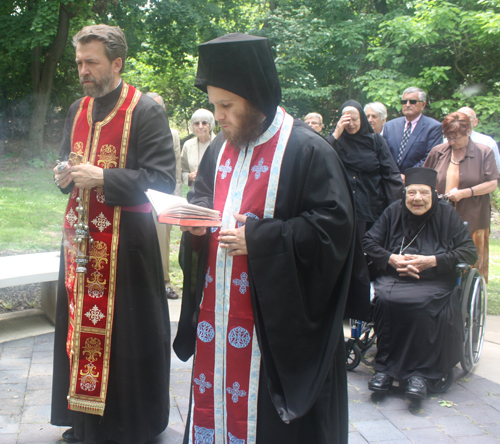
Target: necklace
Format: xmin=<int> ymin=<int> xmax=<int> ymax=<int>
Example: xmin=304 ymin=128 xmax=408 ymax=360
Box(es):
xmin=451 ymin=147 xmax=466 ymax=165
xmin=399 ymin=223 xmax=427 ymax=255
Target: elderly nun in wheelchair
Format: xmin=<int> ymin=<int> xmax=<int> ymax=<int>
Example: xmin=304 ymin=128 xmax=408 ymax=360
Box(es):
xmin=362 ymin=167 xmax=478 ymax=400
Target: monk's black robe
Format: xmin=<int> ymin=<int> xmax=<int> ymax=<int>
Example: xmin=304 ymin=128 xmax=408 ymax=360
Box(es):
xmin=51 ymin=83 xmax=176 ymax=444
xmin=174 ymin=120 xmax=355 ymax=444
xmin=363 ymin=199 xmax=477 ymax=380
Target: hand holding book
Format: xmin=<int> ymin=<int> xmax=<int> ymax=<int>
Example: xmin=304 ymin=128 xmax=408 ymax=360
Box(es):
xmin=145 ymin=189 xmax=222 ymax=227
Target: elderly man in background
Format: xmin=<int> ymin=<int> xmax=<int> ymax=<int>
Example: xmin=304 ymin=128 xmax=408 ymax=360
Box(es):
xmin=383 ymin=87 xmax=442 ymax=174
xmin=51 ymin=25 xmax=175 ymax=443
xmin=146 ymin=92 xmax=182 ymax=299
xmin=304 ymin=112 xmax=325 ymax=133
xmin=364 ymin=102 xmax=387 ymax=134
xmin=458 ymin=106 xmax=500 ymax=172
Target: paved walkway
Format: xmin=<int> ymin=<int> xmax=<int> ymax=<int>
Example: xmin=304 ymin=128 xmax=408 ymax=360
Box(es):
xmin=1 ymin=311 xmax=500 ymax=443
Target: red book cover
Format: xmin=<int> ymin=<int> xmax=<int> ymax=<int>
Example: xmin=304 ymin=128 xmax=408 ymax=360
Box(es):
xmin=145 ymin=189 xmax=222 ymax=227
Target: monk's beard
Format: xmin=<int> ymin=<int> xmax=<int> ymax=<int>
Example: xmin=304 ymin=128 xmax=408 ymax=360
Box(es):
xmin=80 ymin=69 xmax=115 ymax=98
xmin=222 ymin=104 xmax=267 ymax=149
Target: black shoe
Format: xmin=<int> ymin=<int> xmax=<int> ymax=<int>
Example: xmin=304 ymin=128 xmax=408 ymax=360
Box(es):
xmin=62 ymin=428 xmax=83 ymax=443
xmin=405 ymin=376 xmax=427 ymax=400
xmin=166 ymin=286 xmax=179 ymax=300
xmin=368 ymin=372 xmax=393 ymax=392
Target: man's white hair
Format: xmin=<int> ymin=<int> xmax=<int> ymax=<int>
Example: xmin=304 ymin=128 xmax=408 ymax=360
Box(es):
xmin=402 ymin=87 xmax=427 ymax=102
xmin=364 ymin=102 xmax=387 ymax=120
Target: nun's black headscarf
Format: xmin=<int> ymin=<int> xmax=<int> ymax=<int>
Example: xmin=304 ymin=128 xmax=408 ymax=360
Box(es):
xmin=333 ymin=100 xmax=377 ymax=172
xmin=402 ymin=167 xmax=439 ymax=239
xmin=195 ymin=33 xmax=282 ymax=128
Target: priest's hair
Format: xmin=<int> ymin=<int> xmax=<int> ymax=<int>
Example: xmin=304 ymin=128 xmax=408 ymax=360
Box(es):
xmin=73 ymin=24 xmax=128 ymax=74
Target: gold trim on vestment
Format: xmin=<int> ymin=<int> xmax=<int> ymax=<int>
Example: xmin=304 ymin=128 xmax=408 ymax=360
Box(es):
xmin=67 ymin=83 xmax=138 ymax=416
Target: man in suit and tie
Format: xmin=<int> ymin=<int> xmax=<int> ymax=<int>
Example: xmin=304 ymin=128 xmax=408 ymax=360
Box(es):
xmin=383 ymin=87 xmax=442 ymax=176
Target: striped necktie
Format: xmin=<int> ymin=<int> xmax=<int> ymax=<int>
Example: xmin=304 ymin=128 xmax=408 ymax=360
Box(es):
xmin=397 ymin=122 xmax=411 ymax=165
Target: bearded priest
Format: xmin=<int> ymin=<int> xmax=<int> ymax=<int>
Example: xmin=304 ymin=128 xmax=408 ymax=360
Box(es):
xmin=174 ymin=33 xmax=355 ymax=444
xmin=51 ymin=24 xmax=175 ymax=444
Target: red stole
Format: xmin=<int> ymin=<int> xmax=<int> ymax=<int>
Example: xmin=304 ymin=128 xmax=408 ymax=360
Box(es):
xmin=189 ymin=108 xmax=293 ymax=444
xmin=62 ymin=83 xmax=141 ymax=416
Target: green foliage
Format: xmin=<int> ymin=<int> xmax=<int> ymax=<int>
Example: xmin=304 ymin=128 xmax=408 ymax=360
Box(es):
xmin=258 ymin=0 xmax=384 ymax=125
xmin=2 ymin=0 xmax=500 ymax=149
xmin=363 ymin=0 xmax=500 ymax=135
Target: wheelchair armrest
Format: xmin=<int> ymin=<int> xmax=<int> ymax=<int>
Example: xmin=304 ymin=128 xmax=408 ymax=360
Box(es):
xmin=456 ymin=263 xmax=471 ymax=273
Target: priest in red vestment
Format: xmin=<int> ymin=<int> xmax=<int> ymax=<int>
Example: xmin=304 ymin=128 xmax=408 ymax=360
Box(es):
xmin=174 ymin=33 xmax=355 ymax=444
xmin=51 ymin=24 xmax=175 ymax=444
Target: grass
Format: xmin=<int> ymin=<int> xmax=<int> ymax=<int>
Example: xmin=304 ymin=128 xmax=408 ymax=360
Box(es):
xmin=1 ymin=151 xmax=499 ymax=314
xmin=487 ymin=238 xmax=500 ymax=315
xmin=0 ymin=152 xmax=184 ymax=292
xmin=0 ymin=154 xmax=67 ymax=251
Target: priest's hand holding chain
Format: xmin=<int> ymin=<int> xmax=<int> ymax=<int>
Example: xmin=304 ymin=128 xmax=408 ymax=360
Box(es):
xmin=53 ymin=163 xmax=72 ymax=189
xmin=219 ymin=214 xmax=248 ymax=256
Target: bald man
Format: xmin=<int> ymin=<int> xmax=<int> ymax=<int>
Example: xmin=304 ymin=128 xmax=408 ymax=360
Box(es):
xmin=458 ymin=106 xmax=500 ymax=171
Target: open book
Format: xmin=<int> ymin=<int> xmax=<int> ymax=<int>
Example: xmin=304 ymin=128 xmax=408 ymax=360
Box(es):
xmin=145 ymin=189 xmax=222 ymax=227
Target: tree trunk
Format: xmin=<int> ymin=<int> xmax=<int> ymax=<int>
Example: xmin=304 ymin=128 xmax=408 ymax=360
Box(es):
xmin=28 ymin=4 xmax=70 ymax=159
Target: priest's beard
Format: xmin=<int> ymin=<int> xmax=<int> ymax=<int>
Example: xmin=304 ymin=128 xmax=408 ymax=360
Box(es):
xmin=80 ymin=69 xmax=115 ymax=98
xmin=222 ymin=104 xmax=267 ymax=149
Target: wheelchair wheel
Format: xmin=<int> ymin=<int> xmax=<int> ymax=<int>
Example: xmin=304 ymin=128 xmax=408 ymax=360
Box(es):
xmin=460 ymin=270 xmax=487 ymax=373
xmin=356 ymin=321 xmax=376 ymax=351
xmin=346 ymin=342 xmax=361 ymax=371
xmin=427 ymin=370 xmax=454 ymax=394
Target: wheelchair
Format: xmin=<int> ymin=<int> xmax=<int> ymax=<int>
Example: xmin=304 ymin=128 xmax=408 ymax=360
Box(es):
xmin=346 ymin=263 xmax=487 ymax=395
xmin=427 ymin=263 xmax=488 ymax=393
xmin=345 ymin=318 xmax=376 ymax=371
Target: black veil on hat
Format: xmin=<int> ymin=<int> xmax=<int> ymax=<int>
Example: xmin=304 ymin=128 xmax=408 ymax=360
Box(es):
xmin=195 ymin=33 xmax=282 ymax=124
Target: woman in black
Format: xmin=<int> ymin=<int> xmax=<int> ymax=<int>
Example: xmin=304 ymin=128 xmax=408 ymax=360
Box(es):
xmin=328 ymin=100 xmax=403 ymax=236
xmin=362 ymin=167 xmax=477 ymax=400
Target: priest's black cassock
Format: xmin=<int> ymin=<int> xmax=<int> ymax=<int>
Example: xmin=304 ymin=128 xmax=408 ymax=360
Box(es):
xmin=362 ymin=196 xmax=477 ymax=380
xmin=174 ymin=33 xmax=355 ymax=444
xmin=51 ymin=82 xmax=175 ymax=444
xmin=174 ymin=120 xmax=355 ymax=443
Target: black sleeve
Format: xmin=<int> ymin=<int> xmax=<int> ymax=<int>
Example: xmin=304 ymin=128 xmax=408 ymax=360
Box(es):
xmin=362 ymin=208 xmax=393 ymax=271
xmin=103 ymin=99 xmax=176 ymax=206
xmin=245 ymin=131 xmax=355 ymax=423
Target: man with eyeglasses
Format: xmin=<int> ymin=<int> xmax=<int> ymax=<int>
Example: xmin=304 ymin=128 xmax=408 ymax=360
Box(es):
xmin=383 ymin=87 xmax=442 ymax=175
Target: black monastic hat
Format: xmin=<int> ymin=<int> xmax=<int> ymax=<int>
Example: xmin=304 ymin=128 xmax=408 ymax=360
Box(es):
xmin=405 ymin=167 xmax=438 ymax=189
xmin=195 ymin=33 xmax=282 ymax=123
